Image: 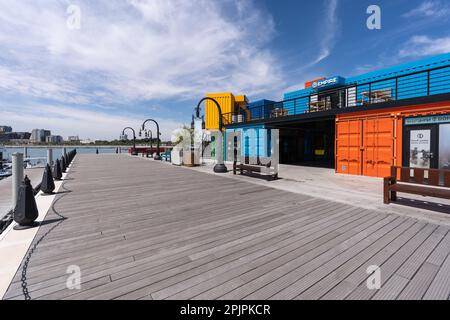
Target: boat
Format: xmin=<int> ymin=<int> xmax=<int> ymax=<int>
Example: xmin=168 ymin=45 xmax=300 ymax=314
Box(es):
xmin=0 ymin=169 xmax=11 ymax=179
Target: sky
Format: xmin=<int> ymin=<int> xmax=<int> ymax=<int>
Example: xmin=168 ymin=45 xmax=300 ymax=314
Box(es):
xmin=0 ymin=0 xmax=449 ymax=140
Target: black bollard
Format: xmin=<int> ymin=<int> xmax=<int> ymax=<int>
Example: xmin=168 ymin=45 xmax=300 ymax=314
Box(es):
xmin=61 ymin=156 xmax=67 ymax=173
xmin=96 ymin=149 xmax=99 ymax=154
xmin=40 ymin=164 xmax=55 ymax=194
xmin=53 ymin=159 xmax=63 ymax=180
xmin=13 ymin=176 xmax=39 ymax=230
xmin=64 ymin=155 xmax=69 ymax=169
xmin=116 ymin=147 xmax=119 ymax=154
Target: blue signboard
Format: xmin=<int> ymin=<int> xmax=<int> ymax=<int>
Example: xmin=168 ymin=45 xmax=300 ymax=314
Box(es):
xmin=312 ymin=76 xmax=346 ymax=90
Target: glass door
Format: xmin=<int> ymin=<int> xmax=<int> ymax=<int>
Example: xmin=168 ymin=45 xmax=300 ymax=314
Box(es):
xmin=439 ymin=124 xmax=450 ymax=170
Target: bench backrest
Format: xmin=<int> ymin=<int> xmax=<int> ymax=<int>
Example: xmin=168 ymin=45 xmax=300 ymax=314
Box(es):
xmin=391 ymin=166 xmax=450 ymax=188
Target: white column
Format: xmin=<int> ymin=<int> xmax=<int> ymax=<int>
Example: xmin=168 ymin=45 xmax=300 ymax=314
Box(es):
xmin=47 ymin=148 xmax=53 ymax=166
xmin=271 ymin=129 xmax=280 ymax=172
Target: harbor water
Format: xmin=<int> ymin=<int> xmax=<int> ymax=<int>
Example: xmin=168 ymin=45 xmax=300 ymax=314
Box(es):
xmin=0 ymin=147 xmax=128 ymax=163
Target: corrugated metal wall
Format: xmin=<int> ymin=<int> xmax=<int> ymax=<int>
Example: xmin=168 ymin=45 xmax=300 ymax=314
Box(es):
xmin=225 ymin=125 xmax=270 ymax=161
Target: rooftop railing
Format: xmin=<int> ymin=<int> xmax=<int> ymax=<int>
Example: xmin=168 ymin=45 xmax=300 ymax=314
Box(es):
xmin=223 ymin=64 xmax=450 ymax=125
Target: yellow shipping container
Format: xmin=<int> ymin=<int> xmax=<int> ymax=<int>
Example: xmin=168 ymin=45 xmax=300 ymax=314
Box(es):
xmin=235 ymin=95 xmax=251 ymax=122
xmin=205 ymin=93 xmax=235 ymax=130
xmin=234 ymin=95 xmax=248 ymax=103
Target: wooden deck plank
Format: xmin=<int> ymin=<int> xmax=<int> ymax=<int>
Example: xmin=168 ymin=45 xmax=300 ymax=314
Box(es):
xmin=275 ymin=218 xmax=414 ymax=300
xmin=423 ymin=253 xmax=450 ymax=299
xmin=304 ymin=221 xmax=425 ymax=300
xmin=345 ymin=224 xmax=438 ymax=300
xmin=4 ymin=155 xmax=450 ymax=300
xmin=241 ymin=215 xmax=401 ymax=300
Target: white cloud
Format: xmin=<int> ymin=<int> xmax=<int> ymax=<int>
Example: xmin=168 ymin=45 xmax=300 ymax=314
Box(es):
xmin=0 ymin=104 xmax=183 ymax=141
xmin=399 ymin=35 xmax=450 ymax=58
xmin=403 ymin=1 xmax=450 ymax=18
xmin=0 ymin=66 xmax=90 ymax=105
xmin=0 ymin=0 xmax=283 ymax=106
xmin=313 ymin=0 xmax=339 ymax=65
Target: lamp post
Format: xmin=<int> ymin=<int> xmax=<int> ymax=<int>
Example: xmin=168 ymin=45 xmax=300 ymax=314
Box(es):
xmin=141 ymin=119 xmax=161 ymax=160
xmin=139 ymin=129 xmax=153 ymax=158
xmin=121 ymin=127 xmax=137 ymax=156
xmin=195 ymin=97 xmax=227 ymax=173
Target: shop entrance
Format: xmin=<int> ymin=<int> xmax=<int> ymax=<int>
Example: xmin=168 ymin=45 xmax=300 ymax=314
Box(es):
xmin=403 ymin=114 xmax=450 ymax=170
xmin=403 ymin=125 xmax=439 ymax=169
xmin=276 ymin=119 xmax=335 ymax=168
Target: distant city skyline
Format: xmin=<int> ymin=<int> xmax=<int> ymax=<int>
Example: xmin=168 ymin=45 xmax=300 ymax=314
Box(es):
xmin=1 ymin=0 xmax=450 ymax=139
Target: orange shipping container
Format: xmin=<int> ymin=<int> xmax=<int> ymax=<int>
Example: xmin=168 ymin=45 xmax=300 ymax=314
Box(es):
xmin=336 ymin=101 xmax=450 ymax=177
xmin=336 ymin=119 xmax=363 ymax=175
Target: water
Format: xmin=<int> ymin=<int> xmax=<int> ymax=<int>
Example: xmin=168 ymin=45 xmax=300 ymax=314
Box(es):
xmin=0 ymin=146 xmax=127 ymax=163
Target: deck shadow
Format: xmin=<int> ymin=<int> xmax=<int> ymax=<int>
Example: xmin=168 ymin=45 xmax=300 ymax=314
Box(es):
xmin=394 ymin=197 xmax=450 ymax=214
xmin=39 ymin=217 xmax=66 ymax=227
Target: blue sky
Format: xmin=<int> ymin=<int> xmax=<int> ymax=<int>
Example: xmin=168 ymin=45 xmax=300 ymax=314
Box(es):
xmin=0 ymin=0 xmax=449 ymax=140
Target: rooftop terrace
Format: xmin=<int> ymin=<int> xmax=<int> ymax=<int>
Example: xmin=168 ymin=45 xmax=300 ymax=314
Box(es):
xmin=224 ymin=55 xmax=450 ymax=127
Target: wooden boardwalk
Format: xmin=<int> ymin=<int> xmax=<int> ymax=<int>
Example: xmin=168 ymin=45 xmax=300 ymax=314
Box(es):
xmin=3 ymin=155 xmax=450 ymax=300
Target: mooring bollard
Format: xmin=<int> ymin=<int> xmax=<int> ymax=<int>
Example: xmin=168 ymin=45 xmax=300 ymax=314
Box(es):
xmin=13 ymin=176 xmax=39 ymax=230
xmin=62 ymin=147 xmax=67 ymax=159
xmin=0 ymin=151 xmax=3 ymax=171
xmin=96 ymin=148 xmax=99 ymax=155
xmin=12 ymin=153 xmax=24 ymax=210
xmin=47 ymin=148 xmax=53 ymax=166
xmin=61 ymin=156 xmax=67 ymax=173
xmin=63 ymin=155 xmax=68 ymax=170
xmin=53 ymin=159 xmax=63 ymax=180
xmin=40 ymin=164 xmax=55 ymax=194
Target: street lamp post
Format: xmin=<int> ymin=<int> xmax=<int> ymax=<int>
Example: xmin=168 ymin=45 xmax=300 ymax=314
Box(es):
xmin=195 ymin=97 xmax=227 ymax=173
xmin=139 ymin=129 xmax=153 ymax=158
xmin=141 ymin=119 xmax=161 ymax=160
xmin=121 ymin=127 xmax=138 ymax=156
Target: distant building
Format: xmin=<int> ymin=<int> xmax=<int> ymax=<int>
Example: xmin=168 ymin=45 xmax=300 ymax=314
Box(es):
xmin=46 ymin=135 xmax=64 ymax=144
xmin=0 ymin=132 xmax=31 ymax=141
xmin=0 ymin=126 xmax=13 ymax=133
xmin=30 ymin=129 xmax=51 ymax=143
xmin=80 ymin=138 xmax=93 ymax=145
xmin=67 ymin=136 xmax=80 ymax=142
xmin=120 ymin=134 xmax=128 ymax=141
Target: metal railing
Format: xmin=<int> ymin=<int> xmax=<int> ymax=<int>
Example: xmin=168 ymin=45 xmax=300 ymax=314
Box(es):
xmin=223 ymin=64 xmax=450 ymax=125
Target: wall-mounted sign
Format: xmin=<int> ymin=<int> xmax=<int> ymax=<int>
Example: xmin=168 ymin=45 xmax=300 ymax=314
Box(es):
xmin=405 ymin=114 xmax=450 ymax=126
xmin=312 ymin=76 xmax=346 ymax=90
xmin=409 ymin=129 xmax=431 ymax=169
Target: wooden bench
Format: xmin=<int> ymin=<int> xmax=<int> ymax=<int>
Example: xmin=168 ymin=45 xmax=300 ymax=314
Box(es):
xmin=233 ymin=162 xmax=278 ymax=181
xmin=384 ymin=166 xmax=450 ymax=204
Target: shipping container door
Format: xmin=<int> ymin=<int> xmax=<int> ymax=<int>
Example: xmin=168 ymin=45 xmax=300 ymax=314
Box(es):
xmin=336 ymin=120 xmax=362 ymax=175
xmin=363 ymin=117 xmax=395 ymax=177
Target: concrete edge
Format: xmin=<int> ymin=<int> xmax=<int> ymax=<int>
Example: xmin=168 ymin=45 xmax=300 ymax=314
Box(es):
xmin=0 ymin=157 xmax=76 ymax=299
